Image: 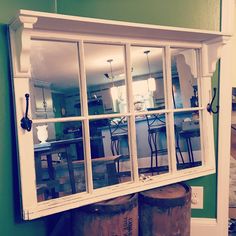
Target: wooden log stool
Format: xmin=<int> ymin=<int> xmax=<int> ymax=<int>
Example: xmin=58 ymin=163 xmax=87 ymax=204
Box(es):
xmin=139 ymin=183 xmax=191 ymax=236
xmin=72 ymin=193 xmax=138 ymax=236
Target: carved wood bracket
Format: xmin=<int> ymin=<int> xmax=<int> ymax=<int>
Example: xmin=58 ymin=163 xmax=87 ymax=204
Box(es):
xmin=201 ymin=36 xmax=230 ymax=77
xmin=175 ymin=36 xmax=230 ymax=79
xmin=10 ymin=16 xmax=38 ymax=77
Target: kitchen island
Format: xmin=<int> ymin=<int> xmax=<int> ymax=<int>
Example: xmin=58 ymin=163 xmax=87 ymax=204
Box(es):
xmin=99 ymin=111 xmax=201 ymax=172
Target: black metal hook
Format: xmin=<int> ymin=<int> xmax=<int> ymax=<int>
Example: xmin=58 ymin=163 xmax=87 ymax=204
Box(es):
xmin=207 ymin=87 xmax=219 ymax=114
xmin=21 ymin=93 xmax=32 ymax=132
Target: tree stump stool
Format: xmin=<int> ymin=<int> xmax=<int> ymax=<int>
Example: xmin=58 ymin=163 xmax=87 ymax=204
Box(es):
xmin=139 ymin=183 xmax=191 ymax=236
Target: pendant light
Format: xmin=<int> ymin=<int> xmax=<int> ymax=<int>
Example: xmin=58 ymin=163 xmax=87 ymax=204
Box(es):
xmin=144 ymin=50 xmax=156 ymax=92
xmin=107 ymin=59 xmax=118 ymax=100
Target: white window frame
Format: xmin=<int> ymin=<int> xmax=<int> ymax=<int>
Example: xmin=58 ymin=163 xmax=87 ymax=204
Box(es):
xmin=8 ymin=10 xmax=230 ymax=220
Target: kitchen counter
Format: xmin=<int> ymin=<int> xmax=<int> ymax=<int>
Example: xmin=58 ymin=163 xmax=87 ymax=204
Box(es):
xmin=99 ymin=111 xmax=201 ymax=162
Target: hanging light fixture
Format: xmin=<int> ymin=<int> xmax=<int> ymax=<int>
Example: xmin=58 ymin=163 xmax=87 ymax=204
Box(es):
xmin=107 ymin=59 xmax=118 ymax=100
xmin=144 ymin=50 xmax=156 ymax=92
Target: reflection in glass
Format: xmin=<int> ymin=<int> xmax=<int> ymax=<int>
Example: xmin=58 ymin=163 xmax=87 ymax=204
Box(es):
xmin=84 ymin=43 xmax=127 ymax=115
xmin=30 ymin=40 xmax=81 ymax=119
xmin=131 ymin=46 xmax=165 ymax=111
xmin=171 ymin=49 xmax=199 ymax=109
xmin=174 ymin=111 xmax=202 ymax=170
xmin=33 ymin=121 xmax=86 ymax=202
xmin=92 ymin=117 xmax=132 ymax=189
xmin=136 ymin=113 xmax=169 ymax=177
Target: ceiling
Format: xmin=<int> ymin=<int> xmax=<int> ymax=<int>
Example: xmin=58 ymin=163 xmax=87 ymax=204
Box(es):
xmin=30 ymin=39 xmax=174 ymax=92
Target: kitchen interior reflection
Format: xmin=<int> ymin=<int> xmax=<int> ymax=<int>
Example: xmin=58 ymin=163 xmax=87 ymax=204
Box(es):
xmin=30 ymin=40 xmax=201 ymax=202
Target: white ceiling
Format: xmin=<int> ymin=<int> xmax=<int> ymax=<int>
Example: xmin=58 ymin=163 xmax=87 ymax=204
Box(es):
xmin=30 ymin=40 xmax=166 ymax=91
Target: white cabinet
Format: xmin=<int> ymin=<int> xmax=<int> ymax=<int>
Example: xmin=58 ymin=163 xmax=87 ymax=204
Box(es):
xmin=100 ymin=89 xmax=114 ymax=113
xmin=34 ymin=86 xmax=53 ymax=112
xmin=31 ymin=86 xmax=55 ymax=141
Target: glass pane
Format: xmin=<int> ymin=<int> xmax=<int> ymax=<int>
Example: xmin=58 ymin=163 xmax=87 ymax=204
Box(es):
xmin=131 ymin=46 xmax=165 ymax=111
xmin=174 ymin=111 xmax=202 ymax=170
xmin=136 ymin=113 xmax=169 ymax=177
xmin=33 ymin=121 xmax=86 ymax=202
xmin=171 ymin=48 xmax=199 ymax=109
xmin=84 ymin=43 xmax=127 ymax=115
xmin=91 ymin=117 xmax=132 ymax=189
xmin=30 ymin=40 xmax=81 ymax=119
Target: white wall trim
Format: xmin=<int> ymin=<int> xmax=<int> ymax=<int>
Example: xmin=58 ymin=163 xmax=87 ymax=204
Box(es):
xmin=216 ymin=40 xmax=232 ymax=236
xmin=216 ymin=0 xmax=235 ymax=236
xmin=221 ymin=0 xmax=235 ymax=35
xmin=191 ymin=218 xmax=218 ymax=236
xmin=191 ymin=1 xmax=234 ymax=236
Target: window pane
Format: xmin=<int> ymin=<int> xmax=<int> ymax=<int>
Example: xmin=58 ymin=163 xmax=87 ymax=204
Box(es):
xmin=84 ymin=43 xmax=127 ymax=115
xmin=33 ymin=121 xmax=86 ymax=202
xmin=171 ymin=49 xmax=199 ymax=109
xmin=136 ymin=113 xmax=169 ymax=177
xmin=30 ymin=40 xmax=81 ymax=119
xmin=131 ymin=46 xmax=165 ymax=111
xmin=174 ymin=111 xmax=202 ymax=170
xmin=92 ymin=117 xmax=132 ymax=189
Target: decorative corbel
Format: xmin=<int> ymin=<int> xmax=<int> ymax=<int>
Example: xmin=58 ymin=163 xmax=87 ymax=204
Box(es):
xmin=10 ymin=15 xmax=38 ymax=77
xmin=201 ymin=36 xmax=229 ymax=77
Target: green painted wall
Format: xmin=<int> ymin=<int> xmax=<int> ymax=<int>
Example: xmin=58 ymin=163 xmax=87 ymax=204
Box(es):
xmin=0 ymin=0 xmax=220 ymax=235
xmin=57 ymin=0 xmax=220 ymax=30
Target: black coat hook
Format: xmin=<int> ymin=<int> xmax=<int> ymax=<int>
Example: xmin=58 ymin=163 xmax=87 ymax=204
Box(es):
xmin=21 ymin=93 xmax=32 ymax=131
xmin=207 ymin=87 xmax=219 ymax=114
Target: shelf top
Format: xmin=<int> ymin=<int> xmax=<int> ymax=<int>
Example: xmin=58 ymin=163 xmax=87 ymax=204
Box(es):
xmin=10 ymin=9 xmax=230 ymax=43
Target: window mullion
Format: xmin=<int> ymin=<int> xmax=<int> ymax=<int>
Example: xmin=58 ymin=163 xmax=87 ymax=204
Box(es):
xmin=196 ymin=49 xmax=202 ymax=108
xmin=125 ymin=43 xmax=139 ymax=182
xmin=196 ymin=50 xmax=205 ymax=166
xmin=200 ymin=77 xmax=213 ymax=167
xmin=164 ymin=46 xmax=177 ymax=173
xmin=199 ymin=48 xmax=214 ymax=167
xmin=78 ymin=41 xmax=93 ymax=193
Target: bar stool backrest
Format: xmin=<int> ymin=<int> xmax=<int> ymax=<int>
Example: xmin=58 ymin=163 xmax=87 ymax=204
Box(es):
xmin=108 ymin=117 xmax=129 ymax=156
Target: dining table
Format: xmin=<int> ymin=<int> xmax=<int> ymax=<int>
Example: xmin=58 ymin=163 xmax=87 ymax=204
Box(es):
xmin=34 ymin=136 xmax=122 ymax=200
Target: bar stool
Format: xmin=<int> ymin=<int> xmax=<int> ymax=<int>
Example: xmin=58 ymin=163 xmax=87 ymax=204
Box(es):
xmin=179 ymin=128 xmax=200 ymax=164
xmin=146 ymin=114 xmax=184 ymax=171
xmin=108 ymin=117 xmax=129 ymax=172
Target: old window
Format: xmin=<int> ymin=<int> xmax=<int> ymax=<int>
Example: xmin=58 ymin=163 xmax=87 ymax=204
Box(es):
xmin=9 ymin=10 xmax=228 ymax=219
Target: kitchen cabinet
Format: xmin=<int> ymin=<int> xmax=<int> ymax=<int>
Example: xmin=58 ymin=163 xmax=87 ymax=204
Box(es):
xmin=65 ymin=95 xmax=81 ymax=116
xmin=100 ymin=89 xmax=115 ymax=113
xmin=90 ymin=88 xmax=115 ymax=113
xmin=34 ymin=86 xmax=53 ymax=112
xmin=71 ymin=90 xmax=113 ymax=115
xmin=31 ymin=85 xmax=55 ymax=141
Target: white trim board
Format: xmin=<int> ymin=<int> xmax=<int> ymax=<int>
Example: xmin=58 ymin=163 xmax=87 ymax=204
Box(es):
xmin=216 ymin=0 xmax=235 ymax=236
xmin=190 ymin=1 xmax=235 ymax=236
xmin=191 ymin=218 xmax=218 ymax=236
